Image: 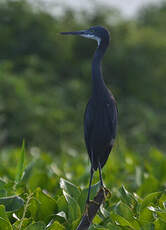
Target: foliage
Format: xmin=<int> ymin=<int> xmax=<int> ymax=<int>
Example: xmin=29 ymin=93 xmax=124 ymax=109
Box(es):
xmin=0 ymin=143 xmax=166 ymax=229
xmin=0 ymin=1 xmax=166 ymax=228
xmin=0 ymin=0 xmax=166 ymax=152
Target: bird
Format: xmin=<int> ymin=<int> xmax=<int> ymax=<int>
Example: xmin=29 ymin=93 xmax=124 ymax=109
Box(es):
xmin=61 ymin=26 xmax=117 ymax=204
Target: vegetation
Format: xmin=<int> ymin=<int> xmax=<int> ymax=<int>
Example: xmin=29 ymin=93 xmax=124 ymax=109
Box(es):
xmin=0 ymin=0 xmax=166 ymax=229
xmin=0 ymin=144 xmax=166 ymax=229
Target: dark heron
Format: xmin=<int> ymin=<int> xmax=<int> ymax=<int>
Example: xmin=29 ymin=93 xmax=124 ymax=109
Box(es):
xmin=61 ymin=26 xmax=117 ymax=203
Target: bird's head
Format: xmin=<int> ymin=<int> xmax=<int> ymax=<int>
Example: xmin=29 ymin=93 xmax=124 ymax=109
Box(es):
xmin=61 ymin=26 xmax=110 ymax=46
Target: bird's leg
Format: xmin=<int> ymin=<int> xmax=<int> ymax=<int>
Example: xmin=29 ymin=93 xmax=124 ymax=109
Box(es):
xmin=85 ymin=167 xmax=102 ymax=209
xmin=86 ymin=167 xmax=94 ymax=204
xmin=98 ymin=162 xmax=104 ymax=187
xmin=84 ymin=167 xmax=94 ymax=215
xmin=98 ymin=162 xmax=111 ymax=200
xmin=98 ymin=162 xmax=108 ymax=200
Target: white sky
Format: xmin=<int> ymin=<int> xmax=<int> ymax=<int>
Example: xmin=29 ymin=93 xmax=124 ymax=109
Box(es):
xmin=33 ymin=0 xmax=163 ymax=17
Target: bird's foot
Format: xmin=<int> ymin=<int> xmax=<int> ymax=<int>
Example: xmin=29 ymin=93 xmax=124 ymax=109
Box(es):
xmin=84 ymin=202 xmax=89 ymax=216
xmin=100 ymin=186 xmax=111 ymax=200
xmin=90 ymin=200 xmax=100 ymax=206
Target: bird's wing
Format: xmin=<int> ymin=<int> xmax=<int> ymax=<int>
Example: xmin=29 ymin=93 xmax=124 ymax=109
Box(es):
xmin=84 ymin=95 xmax=118 ymax=169
xmin=99 ymin=95 xmax=118 ymax=168
xmin=106 ymin=96 xmax=118 ymax=140
xmin=84 ymin=99 xmax=94 ymax=160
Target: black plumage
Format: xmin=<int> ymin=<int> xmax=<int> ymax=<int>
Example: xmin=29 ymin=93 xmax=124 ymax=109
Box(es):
xmin=61 ymin=26 xmax=117 ymax=203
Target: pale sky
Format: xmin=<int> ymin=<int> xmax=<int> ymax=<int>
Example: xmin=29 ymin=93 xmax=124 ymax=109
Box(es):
xmin=30 ymin=0 xmax=163 ymax=17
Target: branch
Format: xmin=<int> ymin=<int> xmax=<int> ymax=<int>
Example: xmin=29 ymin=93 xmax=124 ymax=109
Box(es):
xmin=76 ymin=187 xmax=110 ymax=230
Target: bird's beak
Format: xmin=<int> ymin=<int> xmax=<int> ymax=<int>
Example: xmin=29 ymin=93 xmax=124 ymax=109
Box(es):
xmin=60 ymin=30 xmax=88 ymax=36
xmin=60 ymin=29 xmax=98 ymax=43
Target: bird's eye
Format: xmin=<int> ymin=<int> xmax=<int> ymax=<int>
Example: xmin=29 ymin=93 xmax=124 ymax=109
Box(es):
xmin=90 ymin=29 xmax=95 ymax=33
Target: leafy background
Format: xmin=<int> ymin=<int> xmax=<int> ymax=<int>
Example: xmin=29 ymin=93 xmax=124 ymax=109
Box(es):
xmin=0 ymin=0 xmax=166 ymax=229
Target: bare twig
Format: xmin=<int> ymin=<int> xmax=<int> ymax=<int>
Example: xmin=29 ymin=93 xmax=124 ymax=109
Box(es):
xmin=76 ymin=187 xmax=110 ymax=230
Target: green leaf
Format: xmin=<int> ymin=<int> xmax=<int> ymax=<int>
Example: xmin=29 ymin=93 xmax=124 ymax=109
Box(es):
xmin=105 ymin=222 xmax=121 ymax=230
xmin=112 ymin=201 xmax=140 ymax=230
xmin=25 ymin=222 xmax=46 ymax=230
xmin=119 ymin=185 xmax=137 ymax=208
xmin=63 ymin=191 xmax=81 ymax=222
xmin=154 ymin=219 xmax=166 ymax=230
xmin=89 ymin=226 xmax=109 ymax=230
xmin=56 ymin=211 xmax=67 ymax=221
xmin=22 ymin=160 xmax=36 ymax=183
xmin=0 ymin=205 xmax=12 ymax=230
xmin=159 ymin=191 xmax=166 ymax=209
xmin=15 ymin=140 xmax=25 ymax=184
xmin=93 ymin=214 xmax=102 ymax=225
xmin=139 ymin=207 xmax=154 ymax=224
xmin=139 ymin=192 xmax=162 ymax=223
xmin=140 ymin=222 xmax=155 ymax=230
xmin=148 ymin=206 xmax=166 ymax=223
xmin=56 ymin=195 xmax=68 ymax=213
xmin=100 ymin=204 xmax=110 ymax=218
xmin=13 ymin=218 xmax=32 ymax=229
xmin=157 ymin=212 xmax=166 ymax=223
xmin=72 ymin=218 xmax=81 ymax=230
xmin=110 ymin=211 xmax=135 ymax=229
xmin=114 ymin=201 xmax=134 ymax=221
xmin=0 ymin=195 xmax=24 ymax=212
xmin=60 ymin=178 xmax=81 ymax=200
xmin=47 ymin=221 xmax=65 ymax=230
xmin=0 ymin=180 xmax=6 ymax=197
xmin=29 ymin=188 xmax=56 ymax=222
xmin=140 ymin=192 xmax=162 ymax=210
xmin=78 ymin=182 xmax=101 ymax=212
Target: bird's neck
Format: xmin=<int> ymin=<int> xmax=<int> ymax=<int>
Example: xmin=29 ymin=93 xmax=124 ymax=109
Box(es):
xmin=92 ymin=39 xmax=109 ymax=96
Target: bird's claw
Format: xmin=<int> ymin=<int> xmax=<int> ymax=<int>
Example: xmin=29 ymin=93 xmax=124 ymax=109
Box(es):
xmin=90 ymin=200 xmax=100 ymax=206
xmin=84 ymin=202 xmax=89 ymax=216
xmin=100 ymin=186 xmax=111 ymax=200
